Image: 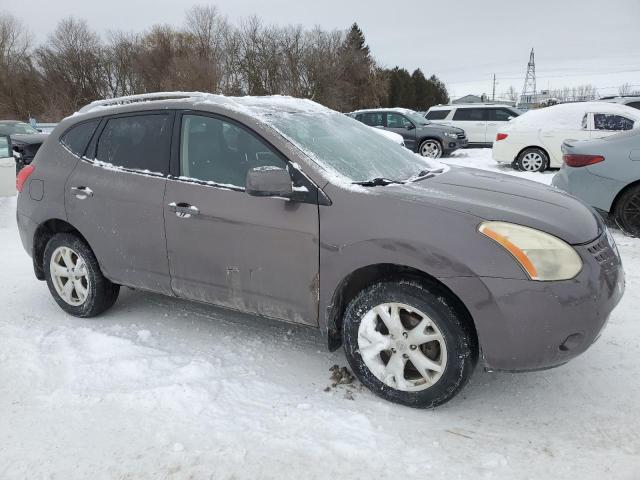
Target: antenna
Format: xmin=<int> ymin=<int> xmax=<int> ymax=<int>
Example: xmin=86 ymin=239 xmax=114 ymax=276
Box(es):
xmin=519 ymin=48 xmax=536 ymax=107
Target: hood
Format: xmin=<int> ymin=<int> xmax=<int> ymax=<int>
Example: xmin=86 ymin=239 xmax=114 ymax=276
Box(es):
xmin=10 ymin=133 xmax=49 ymax=145
xmin=381 ymin=166 xmax=601 ymax=244
xmin=418 ymin=123 xmax=463 ymax=134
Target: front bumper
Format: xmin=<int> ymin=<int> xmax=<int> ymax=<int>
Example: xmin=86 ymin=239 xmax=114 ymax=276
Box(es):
xmin=442 ymin=231 xmax=624 ymax=371
xmin=443 ymin=137 xmax=468 ymax=153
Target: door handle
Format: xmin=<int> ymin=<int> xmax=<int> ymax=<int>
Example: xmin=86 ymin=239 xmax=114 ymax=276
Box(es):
xmin=70 ymin=186 xmax=93 ymax=199
xmin=475 ymin=123 xmax=485 ymax=126
xmin=168 ymin=202 xmax=200 ymax=219
xmin=488 ymin=123 xmax=497 ymax=126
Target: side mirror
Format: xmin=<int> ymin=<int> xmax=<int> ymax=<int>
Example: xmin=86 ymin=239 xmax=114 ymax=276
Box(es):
xmin=405 ymin=124 xmax=415 ymax=130
xmin=0 ymin=135 xmax=13 ymax=159
xmin=507 ymin=116 xmax=514 ymax=121
xmin=245 ymin=167 xmax=293 ymax=198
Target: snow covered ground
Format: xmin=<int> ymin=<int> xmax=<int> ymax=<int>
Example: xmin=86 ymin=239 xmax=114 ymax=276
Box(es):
xmin=1 ymin=149 xmax=639 ymax=479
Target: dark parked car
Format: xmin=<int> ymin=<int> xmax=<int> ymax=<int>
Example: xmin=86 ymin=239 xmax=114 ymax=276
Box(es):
xmin=350 ymin=108 xmax=467 ymax=158
xmin=553 ymin=128 xmax=640 ymax=236
xmin=0 ymin=121 xmax=49 ymax=172
xmin=16 ymin=93 xmax=624 ymax=408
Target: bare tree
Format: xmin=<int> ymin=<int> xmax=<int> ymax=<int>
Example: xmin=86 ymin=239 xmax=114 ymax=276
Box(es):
xmin=619 ymin=82 xmax=632 ymax=96
xmin=505 ymin=85 xmax=519 ymax=103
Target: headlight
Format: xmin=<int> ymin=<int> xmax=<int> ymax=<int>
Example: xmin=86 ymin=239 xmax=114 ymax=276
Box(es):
xmin=444 ymin=132 xmax=458 ymax=139
xmin=478 ymin=221 xmax=582 ymax=281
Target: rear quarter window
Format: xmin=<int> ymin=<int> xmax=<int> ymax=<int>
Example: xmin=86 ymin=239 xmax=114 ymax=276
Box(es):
xmin=425 ymin=110 xmax=450 ymax=120
xmin=60 ymin=120 xmax=101 ymax=157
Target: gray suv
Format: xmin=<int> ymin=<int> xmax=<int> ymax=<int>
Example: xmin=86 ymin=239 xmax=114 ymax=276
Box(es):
xmin=16 ymin=93 xmax=624 ymax=408
xmin=351 ymin=108 xmax=467 ymax=158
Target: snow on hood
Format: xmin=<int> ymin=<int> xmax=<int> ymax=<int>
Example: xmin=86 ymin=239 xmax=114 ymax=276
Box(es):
xmin=507 ymin=101 xmax=640 ymax=131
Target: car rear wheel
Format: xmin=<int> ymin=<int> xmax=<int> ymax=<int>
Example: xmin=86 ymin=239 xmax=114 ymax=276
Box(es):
xmin=516 ymin=147 xmax=549 ymax=172
xmin=44 ymin=233 xmax=120 ymax=317
xmin=614 ymin=184 xmax=640 ymax=237
xmin=342 ymin=281 xmax=477 ymax=408
xmin=419 ymin=139 xmax=442 ymax=159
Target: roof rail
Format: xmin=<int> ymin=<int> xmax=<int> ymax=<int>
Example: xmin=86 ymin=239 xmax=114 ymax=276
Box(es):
xmin=78 ymin=91 xmax=206 ymax=113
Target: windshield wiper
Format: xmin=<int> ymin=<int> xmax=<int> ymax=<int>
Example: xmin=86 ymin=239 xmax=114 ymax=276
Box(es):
xmin=408 ymin=169 xmax=435 ymax=182
xmin=352 ymin=177 xmax=405 ymax=187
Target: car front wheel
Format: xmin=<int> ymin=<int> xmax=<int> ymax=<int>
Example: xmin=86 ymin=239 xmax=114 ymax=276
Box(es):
xmin=342 ymin=281 xmax=477 ymax=408
xmin=419 ymin=139 xmax=442 ymax=159
xmin=44 ymin=233 xmax=120 ymax=317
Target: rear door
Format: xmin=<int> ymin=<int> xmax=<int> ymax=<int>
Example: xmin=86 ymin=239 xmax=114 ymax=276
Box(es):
xmin=539 ymin=113 xmax=591 ymax=167
xmin=65 ymin=112 xmax=174 ymax=294
xmin=163 ymin=112 xmax=320 ymax=325
xmin=451 ymin=108 xmax=487 ymax=143
xmin=385 ymin=113 xmax=417 ymax=150
xmin=485 ymin=108 xmax=516 ymax=144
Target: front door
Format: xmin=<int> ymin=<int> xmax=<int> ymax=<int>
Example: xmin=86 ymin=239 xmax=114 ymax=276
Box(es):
xmin=385 ymin=113 xmax=416 ymax=150
xmin=163 ymin=112 xmax=320 ymax=326
xmin=65 ymin=112 xmax=174 ymax=294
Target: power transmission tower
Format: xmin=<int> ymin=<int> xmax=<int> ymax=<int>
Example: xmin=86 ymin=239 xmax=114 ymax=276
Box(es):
xmin=519 ymin=48 xmax=536 ymax=107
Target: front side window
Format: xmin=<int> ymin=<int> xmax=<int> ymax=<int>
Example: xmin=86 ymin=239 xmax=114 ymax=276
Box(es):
xmin=425 ymin=110 xmax=450 ymax=120
xmin=452 ymin=108 xmax=486 ymax=121
xmin=180 ymin=114 xmax=286 ymax=188
xmin=60 ymin=120 xmax=100 ymax=157
xmin=593 ymin=113 xmax=634 ymax=131
xmin=627 ymin=102 xmax=640 ymax=110
xmin=386 ymin=113 xmax=413 ymax=129
xmin=96 ymin=114 xmax=172 ymax=174
xmin=487 ymin=108 xmax=515 ymax=122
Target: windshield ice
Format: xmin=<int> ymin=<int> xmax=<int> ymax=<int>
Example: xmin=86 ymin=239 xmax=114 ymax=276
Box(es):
xmin=265 ymin=112 xmax=436 ymax=183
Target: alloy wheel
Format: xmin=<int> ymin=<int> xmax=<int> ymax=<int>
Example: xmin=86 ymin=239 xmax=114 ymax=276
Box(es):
xmin=357 ymin=302 xmax=447 ymax=392
xmin=50 ymin=246 xmax=90 ymax=306
xmin=621 ymin=193 xmax=640 ymax=235
xmin=420 ymin=141 xmax=442 ymax=159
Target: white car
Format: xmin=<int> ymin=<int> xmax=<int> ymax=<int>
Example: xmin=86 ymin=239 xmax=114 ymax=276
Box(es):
xmin=425 ymin=103 xmax=522 ymax=146
xmin=368 ymin=125 xmax=406 ymax=147
xmin=492 ymin=102 xmax=640 ymax=172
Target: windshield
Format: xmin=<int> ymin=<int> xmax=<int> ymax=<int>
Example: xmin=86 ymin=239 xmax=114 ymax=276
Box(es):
xmin=266 ymin=112 xmax=435 ymax=183
xmin=0 ymin=122 xmax=39 ymax=135
xmin=403 ymin=111 xmax=430 ymax=126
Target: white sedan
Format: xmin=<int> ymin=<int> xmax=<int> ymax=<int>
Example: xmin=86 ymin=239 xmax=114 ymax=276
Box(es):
xmin=492 ymin=102 xmax=640 ymax=172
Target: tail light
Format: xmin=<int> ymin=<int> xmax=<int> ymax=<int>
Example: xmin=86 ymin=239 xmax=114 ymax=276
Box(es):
xmin=496 ymin=133 xmax=508 ymax=141
xmin=16 ymin=165 xmax=35 ymax=192
xmin=563 ymin=154 xmax=605 ymax=167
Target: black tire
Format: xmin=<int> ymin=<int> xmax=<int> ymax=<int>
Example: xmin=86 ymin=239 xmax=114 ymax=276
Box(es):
xmin=342 ymin=281 xmax=477 ymax=408
xmin=44 ymin=233 xmax=120 ymax=317
xmin=516 ymin=147 xmax=549 ymax=172
xmin=418 ymin=139 xmax=443 ymax=159
xmin=614 ymin=184 xmax=640 ymax=237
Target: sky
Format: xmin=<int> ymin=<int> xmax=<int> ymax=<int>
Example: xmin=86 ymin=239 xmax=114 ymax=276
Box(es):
xmin=3 ymin=0 xmax=640 ymax=100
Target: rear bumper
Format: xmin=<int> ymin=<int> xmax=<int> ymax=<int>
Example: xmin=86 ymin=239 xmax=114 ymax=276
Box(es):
xmin=492 ymin=140 xmax=520 ymax=164
xmin=442 ymin=232 xmax=624 ymax=371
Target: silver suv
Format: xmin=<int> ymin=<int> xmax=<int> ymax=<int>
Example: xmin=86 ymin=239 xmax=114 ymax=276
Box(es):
xmin=16 ymin=93 xmax=623 ymax=407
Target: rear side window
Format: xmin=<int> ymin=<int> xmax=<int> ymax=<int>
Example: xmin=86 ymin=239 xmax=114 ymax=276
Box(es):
xmin=359 ymin=112 xmax=384 ymax=127
xmin=627 ymin=102 xmax=640 ymax=110
xmin=96 ymin=114 xmax=172 ymax=174
xmin=593 ymin=114 xmax=634 ymax=131
xmin=425 ymin=110 xmax=450 ymax=120
xmin=60 ymin=120 xmax=100 ymax=157
xmin=452 ymin=108 xmax=486 ymax=121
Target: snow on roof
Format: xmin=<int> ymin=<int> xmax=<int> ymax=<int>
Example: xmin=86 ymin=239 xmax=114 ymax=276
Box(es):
xmin=350 ymin=107 xmax=418 ymax=115
xmin=509 ymin=101 xmax=640 ymax=130
xmin=78 ymin=92 xmax=334 ymax=117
